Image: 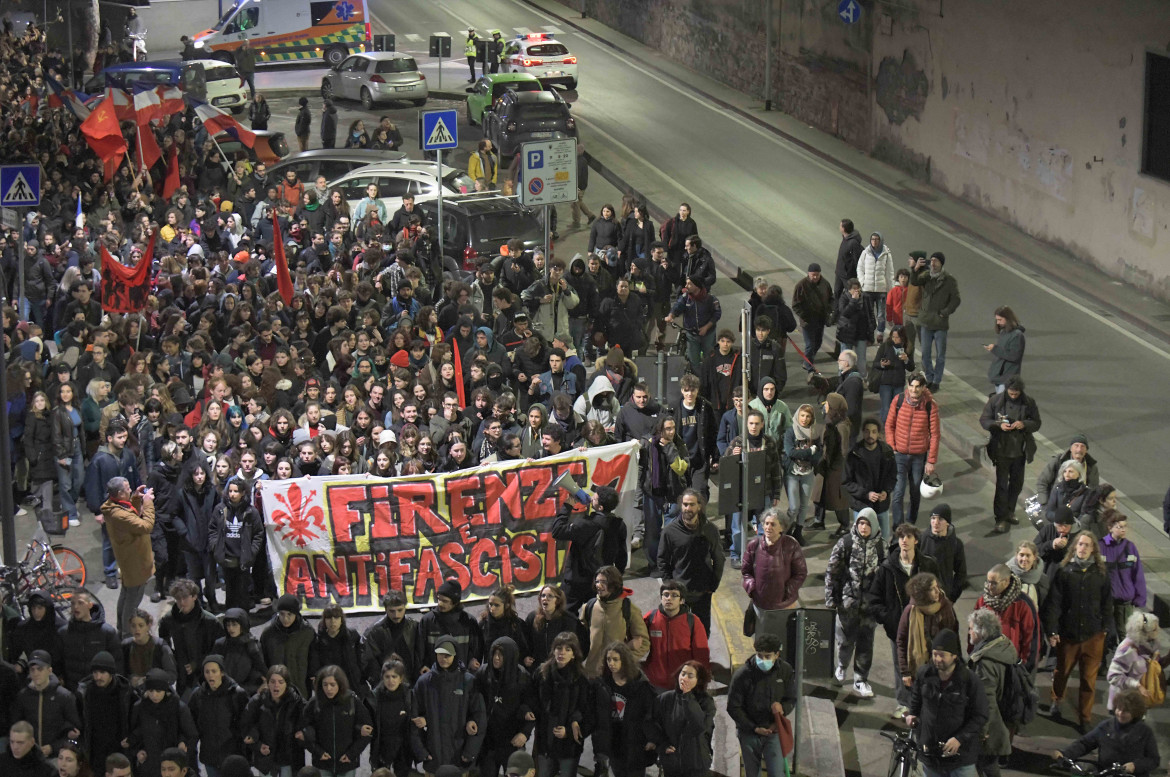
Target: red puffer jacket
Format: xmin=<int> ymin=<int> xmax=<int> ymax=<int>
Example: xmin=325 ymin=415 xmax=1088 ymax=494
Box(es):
xmin=884 ymin=390 xmax=940 ymax=463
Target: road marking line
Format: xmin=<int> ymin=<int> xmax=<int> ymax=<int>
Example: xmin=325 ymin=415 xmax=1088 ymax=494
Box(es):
xmin=434 ymin=1 xmax=477 ymax=32
xmin=512 ymin=0 xmax=1170 ymax=362
xmin=514 ymin=26 xmax=532 ymax=34
xmin=404 ymin=33 xmax=422 ymax=42
xmin=542 ymin=26 xmax=562 ymax=34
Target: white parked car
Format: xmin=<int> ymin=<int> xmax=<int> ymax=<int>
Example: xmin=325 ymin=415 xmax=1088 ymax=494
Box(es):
xmin=329 ymin=161 xmax=476 ymax=223
xmin=190 ymin=58 xmax=249 ymax=114
xmin=321 ymin=52 xmax=428 ymax=110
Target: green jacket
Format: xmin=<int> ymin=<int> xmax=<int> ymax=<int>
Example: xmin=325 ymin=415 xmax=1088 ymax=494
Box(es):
xmin=911 ymin=268 xmax=960 ymax=330
xmin=748 ymin=396 xmax=792 ymax=446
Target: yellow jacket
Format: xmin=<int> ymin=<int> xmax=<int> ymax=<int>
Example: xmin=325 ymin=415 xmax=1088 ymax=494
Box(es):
xmin=468 ymin=150 xmax=499 ymax=184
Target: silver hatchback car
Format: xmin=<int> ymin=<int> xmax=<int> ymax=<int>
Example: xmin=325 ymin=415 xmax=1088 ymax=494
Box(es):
xmin=321 ymin=52 xmax=429 ymax=110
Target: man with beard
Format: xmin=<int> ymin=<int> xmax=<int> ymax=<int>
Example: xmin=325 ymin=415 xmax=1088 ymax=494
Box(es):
xmin=905 ymin=629 xmax=988 ymax=777
xmin=979 ymin=375 xmax=1042 ymax=533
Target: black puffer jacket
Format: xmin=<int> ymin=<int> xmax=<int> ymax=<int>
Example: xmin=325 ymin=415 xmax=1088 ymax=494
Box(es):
xmin=25 ymin=413 xmax=56 ymax=482
xmin=836 ymin=289 xmax=876 ymax=344
xmin=159 ymin=601 xmax=224 ymax=693
xmin=908 ymin=661 xmax=987 ymax=768
xmin=864 ymin=551 xmax=942 ymax=640
xmin=647 ymin=689 xmax=716 ymax=774
xmin=12 ymin=674 xmax=80 ymax=756
xmin=59 ymin=611 xmax=121 ymax=690
xmin=11 ymin=591 xmax=65 ymax=671
xmin=211 ymin=609 xmax=267 ymax=694
xmin=369 ymin=681 xmax=412 ymax=770
xmin=301 ymin=689 xmax=372 ymax=769
xmin=532 ymin=662 xmax=594 ymax=760
xmin=307 ymin=626 xmax=365 ymax=697
xmin=187 ymin=674 xmax=249 ymax=767
xmin=410 ymin=660 xmax=486 ymax=771
xmin=242 ymin=685 xmax=306 ymax=772
xmin=177 ymin=462 xmax=219 ymax=553
xmin=128 ymin=691 xmax=198 ymax=777
xmin=78 ymin=672 xmax=134 ymax=770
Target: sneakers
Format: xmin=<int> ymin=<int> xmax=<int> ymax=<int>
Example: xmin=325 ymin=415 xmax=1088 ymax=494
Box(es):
xmin=68 ymin=517 xmax=80 ymax=527
xmin=834 ymin=665 xmax=846 ymax=684
xmin=891 ymin=704 xmax=909 ymax=719
xmin=631 ymin=535 xmax=644 ymax=550
xmin=730 ymin=558 xmax=742 ymax=570
xmin=853 ymin=680 xmax=874 ymax=698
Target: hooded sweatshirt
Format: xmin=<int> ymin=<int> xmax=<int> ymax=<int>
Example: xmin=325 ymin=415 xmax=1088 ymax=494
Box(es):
xmin=211 ymin=610 xmax=266 ymax=694
xmin=573 ymin=375 xmax=620 ymax=431
xmin=474 ymin=636 xmax=535 ymax=749
xmin=583 ymin=588 xmax=651 ymax=676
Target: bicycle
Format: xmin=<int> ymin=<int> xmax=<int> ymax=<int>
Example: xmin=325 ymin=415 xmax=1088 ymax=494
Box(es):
xmin=880 ymin=728 xmax=930 ymax=777
xmin=1051 ymin=755 xmax=1132 ymax=777
xmin=0 ymin=524 xmax=88 ymax=617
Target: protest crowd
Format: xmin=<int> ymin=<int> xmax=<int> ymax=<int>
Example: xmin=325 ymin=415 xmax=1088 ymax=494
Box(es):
xmin=0 ymin=19 xmax=1165 ymax=777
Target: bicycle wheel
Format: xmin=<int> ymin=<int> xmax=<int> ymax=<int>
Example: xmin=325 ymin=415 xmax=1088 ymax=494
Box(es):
xmin=50 ymin=546 xmax=87 ymax=588
xmin=47 ymin=584 xmax=89 ymax=619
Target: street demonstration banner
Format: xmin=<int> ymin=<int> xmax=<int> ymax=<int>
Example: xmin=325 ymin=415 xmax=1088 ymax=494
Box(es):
xmin=256 ymin=441 xmax=639 ymax=614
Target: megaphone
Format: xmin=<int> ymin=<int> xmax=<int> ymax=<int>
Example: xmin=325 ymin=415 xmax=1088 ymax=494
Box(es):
xmin=551 ymin=471 xmax=591 ymax=505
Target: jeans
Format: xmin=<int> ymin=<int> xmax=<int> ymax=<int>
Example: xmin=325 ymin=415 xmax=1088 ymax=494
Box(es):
xmin=739 ymin=731 xmax=788 ymax=777
xmin=878 ymin=384 xmax=903 ymax=427
xmin=56 ymin=446 xmax=83 ymax=522
xmin=992 ymin=457 xmax=1026 ymax=521
xmin=843 ymin=341 xmax=868 ymax=377
xmin=685 ymin=328 xmax=716 ymax=370
xmin=20 ymin=297 xmax=46 ymax=328
xmin=100 ymin=525 xmax=118 ymax=579
xmin=117 ymin=583 xmax=146 ymax=638
xmin=890 ymin=639 xmax=912 ymax=706
xmin=918 ymin=326 xmax=948 ymax=385
xmin=569 ymin=317 xmax=589 ymax=358
xmin=891 ymin=452 xmax=926 ymax=527
xmin=644 ymin=494 xmax=667 ymax=570
xmin=785 ymin=472 xmax=814 ymax=527
xmin=800 ymin=323 xmax=824 ymax=371
xmin=923 ymin=764 xmax=978 ymax=777
xmin=730 ymin=510 xmax=753 ymax=561
xmin=854 ymin=508 xmax=891 ymax=543
xmin=864 ymin=291 xmax=886 ymax=338
xmin=536 ymin=754 xmax=580 ymax=777
xmin=184 ymin=550 xmax=218 ymax=609
xmin=835 ymin=612 xmax=875 ymax=681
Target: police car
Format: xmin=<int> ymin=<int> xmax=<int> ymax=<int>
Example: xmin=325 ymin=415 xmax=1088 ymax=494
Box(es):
xmin=502 ymin=33 xmax=578 ymax=90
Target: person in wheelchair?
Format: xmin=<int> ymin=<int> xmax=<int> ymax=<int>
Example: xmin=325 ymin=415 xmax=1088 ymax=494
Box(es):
xmin=1051 ymin=688 xmax=1159 ymax=777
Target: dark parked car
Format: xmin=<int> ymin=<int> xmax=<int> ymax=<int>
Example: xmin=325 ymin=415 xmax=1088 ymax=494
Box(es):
xmin=417 ymin=193 xmax=545 ymax=274
xmin=482 ymin=90 xmax=577 ymax=158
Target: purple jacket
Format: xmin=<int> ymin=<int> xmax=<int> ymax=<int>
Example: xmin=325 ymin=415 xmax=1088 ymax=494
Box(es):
xmin=1101 ymin=535 xmax=1146 ymax=607
xmin=1106 ymin=638 xmax=1156 ymax=709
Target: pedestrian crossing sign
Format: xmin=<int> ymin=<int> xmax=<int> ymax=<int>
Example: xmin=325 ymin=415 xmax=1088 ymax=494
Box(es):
xmin=0 ymin=165 xmax=41 ymax=207
xmin=419 ymin=109 xmax=459 ymax=151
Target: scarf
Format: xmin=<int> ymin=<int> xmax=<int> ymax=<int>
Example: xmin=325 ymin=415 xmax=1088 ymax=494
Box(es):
xmin=907 ymin=606 xmax=931 ymax=678
xmin=1069 ymin=556 xmax=1094 ymax=570
xmin=982 ymin=574 xmax=1022 ymax=613
xmin=648 ymin=436 xmax=665 ymax=490
xmin=793 ymin=405 xmax=817 ymax=441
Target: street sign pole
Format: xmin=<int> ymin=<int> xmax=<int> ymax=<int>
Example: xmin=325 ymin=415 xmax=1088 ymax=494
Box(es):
xmin=1 ymin=216 xmax=19 ymax=563
xmin=436 ymin=148 xmax=443 ymax=260
xmin=543 ymin=205 xmax=550 ymax=282
xmin=17 ymin=207 xmax=25 ymax=320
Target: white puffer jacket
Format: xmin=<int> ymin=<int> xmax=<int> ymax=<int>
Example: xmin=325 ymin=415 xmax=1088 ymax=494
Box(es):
xmin=857 ymin=243 xmax=895 ymax=293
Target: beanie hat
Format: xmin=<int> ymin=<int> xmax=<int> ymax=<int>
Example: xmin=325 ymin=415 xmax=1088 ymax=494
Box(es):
xmin=1069 ymin=433 xmax=1089 ymax=448
xmin=507 ymin=750 xmax=536 ymax=776
xmin=202 ymin=654 xmax=226 ymax=671
xmin=145 ymin=668 xmax=172 ymax=691
xmin=807 ymin=262 xmax=822 ymax=273
xmin=931 ymin=628 xmax=962 ymax=656
xmin=277 ymin=594 xmax=301 ymax=614
xmin=220 ymin=754 xmax=253 ymax=777
xmin=604 ymin=346 xmax=625 ymax=369
xmin=90 ymin=651 xmax=117 ymax=672
xmin=437 ymin=578 xmax=462 ymax=605
xmin=930 ymin=251 xmax=946 ymax=265
xmin=1053 ymin=505 xmax=1075 ymax=526
xmin=930 ymin=503 xmax=952 ymax=524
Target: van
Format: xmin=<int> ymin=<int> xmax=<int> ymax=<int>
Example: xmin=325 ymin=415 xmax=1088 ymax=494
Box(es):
xmin=192 ymin=0 xmax=372 ymax=68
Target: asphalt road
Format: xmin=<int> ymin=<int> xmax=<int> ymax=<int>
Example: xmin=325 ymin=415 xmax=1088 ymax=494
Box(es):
xmin=360 ymin=0 xmax=1170 ymax=530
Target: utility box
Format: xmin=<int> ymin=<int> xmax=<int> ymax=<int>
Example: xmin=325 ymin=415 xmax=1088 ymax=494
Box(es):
xmin=371 ymin=34 xmax=395 ymax=52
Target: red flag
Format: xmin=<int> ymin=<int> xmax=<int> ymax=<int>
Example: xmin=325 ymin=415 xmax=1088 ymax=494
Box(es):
xmin=80 ymin=96 xmax=127 ymax=164
xmin=102 ymin=156 xmax=121 ymax=184
xmin=100 ymin=233 xmax=155 ymax=313
xmin=271 ymin=211 xmax=294 ymax=307
xmin=137 ymin=125 xmax=161 ymax=171
xmin=162 ymin=147 xmax=180 ymax=200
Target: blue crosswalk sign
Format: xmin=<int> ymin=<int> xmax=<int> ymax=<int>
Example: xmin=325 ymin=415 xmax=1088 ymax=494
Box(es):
xmin=838 ymin=0 xmax=861 ymax=24
xmin=419 ymin=109 xmax=459 ymax=151
xmin=0 ymin=165 xmax=41 ymax=207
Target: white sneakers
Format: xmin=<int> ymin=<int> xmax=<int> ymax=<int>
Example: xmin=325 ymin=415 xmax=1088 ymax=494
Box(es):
xmin=834 ymin=665 xmax=846 ymax=684
xmin=68 ymin=517 xmax=80 ymax=527
xmin=853 ymin=680 xmax=874 ymax=698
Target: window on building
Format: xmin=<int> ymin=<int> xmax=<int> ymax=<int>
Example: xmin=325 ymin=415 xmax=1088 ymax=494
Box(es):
xmin=1142 ymin=52 xmax=1170 ymax=182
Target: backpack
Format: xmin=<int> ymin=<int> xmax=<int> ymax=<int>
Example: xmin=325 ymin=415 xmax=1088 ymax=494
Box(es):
xmin=997 ymin=659 xmax=1038 ymax=726
xmin=584 ymin=597 xmax=633 ymax=639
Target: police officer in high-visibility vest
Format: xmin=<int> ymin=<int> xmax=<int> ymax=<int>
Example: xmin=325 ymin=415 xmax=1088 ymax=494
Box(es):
xmin=465 ymin=28 xmax=479 ymax=82
xmin=488 ymin=30 xmax=505 ymax=73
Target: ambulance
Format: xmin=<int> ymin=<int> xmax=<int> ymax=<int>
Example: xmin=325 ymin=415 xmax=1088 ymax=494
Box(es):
xmin=191 ymin=0 xmax=372 ymax=67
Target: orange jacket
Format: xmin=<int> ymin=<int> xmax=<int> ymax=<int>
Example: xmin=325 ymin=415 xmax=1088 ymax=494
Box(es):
xmin=884 ymin=390 xmax=940 ymax=464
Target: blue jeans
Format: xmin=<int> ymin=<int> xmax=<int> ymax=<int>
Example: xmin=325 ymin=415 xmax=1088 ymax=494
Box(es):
xmin=878 ymin=384 xmax=903 ymax=426
xmin=20 ymin=297 xmax=46 ymax=328
xmin=865 ymin=291 xmax=886 ymax=338
xmin=685 ymin=328 xmax=716 ymax=370
xmin=800 ymin=323 xmax=824 ymax=370
xmin=739 ymin=731 xmax=788 ymax=777
xmin=644 ymin=494 xmax=667 ymax=569
xmin=537 ymin=754 xmax=580 ymax=777
xmin=56 ymin=442 xmax=83 ymax=522
xmin=923 ymin=764 xmax=978 ymax=777
xmin=892 ymin=452 xmax=926 ymax=527
xmin=855 ymin=508 xmax=891 ymax=543
xmin=100 ymin=524 xmax=118 ymax=578
xmin=918 ymin=326 xmax=948 ymax=385
xmin=785 ymin=472 xmax=814 ymax=526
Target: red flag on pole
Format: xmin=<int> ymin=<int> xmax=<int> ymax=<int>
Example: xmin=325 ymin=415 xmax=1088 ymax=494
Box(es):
xmin=452 ymin=338 xmax=467 ymax=407
xmin=271 ymin=211 xmax=295 ymax=306
xmin=100 ymin=232 xmax=155 ymax=313
xmin=137 ymin=125 xmax=161 ymax=171
xmin=80 ymin=95 xmax=127 ymax=165
xmin=162 ymin=147 xmax=180 ymax=200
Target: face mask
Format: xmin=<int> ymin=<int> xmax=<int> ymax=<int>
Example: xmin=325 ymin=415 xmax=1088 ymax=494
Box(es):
xmin=756 ymin=657 xmax=774 ymax=672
